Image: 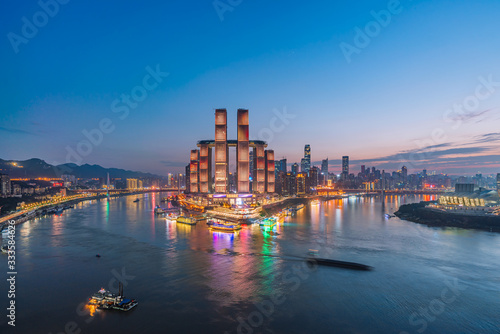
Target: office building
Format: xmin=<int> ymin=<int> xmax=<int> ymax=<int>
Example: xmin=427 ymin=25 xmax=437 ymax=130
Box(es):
xmin=303 ymin=145 xmax=311 ymax=173
xmin=126 ymin=178 xmax=138 ymax=190
xmin=188 ymin=109 xmax=276 ymax=195
xmin=301 ymin=158 xmax=308 ymax=173
xmin=321 ymin=158 xmax=328 ymax=185
xmin=342 ymin=156 xmax=349 ymax=180
xmin=279 ymin=158 xmax=287 ymax=173
xmin=1 ymin=174 xmax=11 ymax=196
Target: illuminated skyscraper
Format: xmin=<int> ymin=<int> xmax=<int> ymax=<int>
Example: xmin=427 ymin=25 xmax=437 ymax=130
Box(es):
xmin=0 ymin=174 xmax=11 ymax=196
xmin=199 ymin=143 xmax=212 ymax=193
xmin=265 ymin=150 xmax=275 ymax=193
xmin=300 ymin=158 xmax=307 ymax=173
xmin=342 ymin=156 xmax=349 ymax=180
xmin=321 ymin=158 xmax=328 ymax=185
xmin=296 ymin=172 xmax=306 ymax=195
xmin=304 ymin=145 xmax=311 ymax=173
xmin=237 ymin=109 xmax=250 ymax=193
xmin=254 ymin=144 xmax=266 ymax=193
xmin=190 ymin=149 xmax=200 ymax=193
xmin=215 ymin=109 xmax=228 ymax=193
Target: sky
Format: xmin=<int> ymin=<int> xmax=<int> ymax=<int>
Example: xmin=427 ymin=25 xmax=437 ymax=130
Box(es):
xmin=1 ymin=0 xmax=500 ymax=176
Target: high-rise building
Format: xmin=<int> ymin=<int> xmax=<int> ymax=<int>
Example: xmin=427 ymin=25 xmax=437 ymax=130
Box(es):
xmin=0 ymin=174 xmax=11 ymax=196
xmin=215 ymin=109 xmax=229 ymax=193
xmin=190 ymin=149 xmax=200 ymax=193
xmin=296 ymin=172 xmax=306 ymax=195
xmin=254 ymin=144 xmax=266 ymax=193
xmin=189 ymin=109 xmax=276 ymax=195
xmin=185 ymin=165 xmax=190 ymax=192
xmin=274 ymin=161 xmax=280 ymax=178
xmin=321 ymin=158 xmax=328 ymax=185
xmin=402 ymin=166 xmax=408 ymax=185
xmin=304 ymin=145 xmax=311 ymax=173
xmin=497 ymin=173 xmax=500 ymax=197
xmin=279 ymin=158 xmax=287 ymax=173
xmin=265 ymin=150 xmax=275 ymax=193
xmin=249 ymin=150 xmax=254 ymax=179
xmin=361 ymin=165 xmax=365 ymax=174
xmin=199 ymin=143 xmax=212 ymax=193
xmin=308 ymin=166 xmax=319 ymax=190
xmin=342 ymin=156 xmax=349 ymax=180
xmin=291 ymin=163 xmax=299 ymax=175
xmin=300 ymin=158 xmax=308 ymax=173
xmin=126 ymin=178 xmax=138 ymax=190
xmin=237 ymin=109 xmax=250 ymax=193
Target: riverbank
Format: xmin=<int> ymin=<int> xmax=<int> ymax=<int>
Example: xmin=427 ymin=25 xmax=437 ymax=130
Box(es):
xmin=0 ymin=191 xmax=170 ymax=228
xmin=395 ymin=202 xmax=500 ymax=232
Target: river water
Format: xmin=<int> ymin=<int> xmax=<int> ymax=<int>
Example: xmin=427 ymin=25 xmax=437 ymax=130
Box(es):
xmin=1 ymin=193 xmax=499 ymax=334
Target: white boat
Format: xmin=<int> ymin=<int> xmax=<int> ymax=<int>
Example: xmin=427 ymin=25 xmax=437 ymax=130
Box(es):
xmin=1 ymin=229 xmax=10 ymax=238
xmin=165 ymin=213 xmax=179 ymax=221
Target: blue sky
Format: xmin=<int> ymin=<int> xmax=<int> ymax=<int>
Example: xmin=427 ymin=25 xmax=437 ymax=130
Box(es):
xmin=1 ymin=0 xmax=500 ymax=176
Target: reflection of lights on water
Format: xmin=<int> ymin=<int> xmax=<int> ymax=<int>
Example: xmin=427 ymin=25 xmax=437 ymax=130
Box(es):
xmin=85 ymin=303 xmax=97 ymax=317
xmin=212 ymin=231 xmax=236 ymax=241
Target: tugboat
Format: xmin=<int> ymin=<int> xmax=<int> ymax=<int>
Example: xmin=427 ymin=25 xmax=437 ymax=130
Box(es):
xmin=88 ymin=283 xmax=138 ymax=311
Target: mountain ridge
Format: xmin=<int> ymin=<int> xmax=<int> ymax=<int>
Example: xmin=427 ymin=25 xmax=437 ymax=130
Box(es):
xmin=0 ymin=158 xmax=166 ymax=179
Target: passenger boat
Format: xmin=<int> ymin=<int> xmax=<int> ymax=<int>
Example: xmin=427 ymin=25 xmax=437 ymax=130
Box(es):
xmin=176 ymin=216 xmax=197 ymax=225
xmin=165 ymin=213 xmax=179 ymax=221
xmin=310 ymin=199 xmax=320 ymax=205
xmin=207 ymin=220 xmax=242 ymax=232
xmin=259 ymin=217 xmax=277 ymax=228
xmin=154 ymin=206 xmax=165 ymax=214
xmin=88 ymin=284 xmax=138 ymax=311
xmin=1 ymin=228 xmax=10 ymax=239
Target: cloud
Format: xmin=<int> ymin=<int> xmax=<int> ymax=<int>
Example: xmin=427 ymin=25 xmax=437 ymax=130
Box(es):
xmin=472 ymin=132 xmax=500 ymax=144
xmin=445 ymin=108 xmax=497 ymax=124
xmin=0 ymin=126 xmax=37 ymax=135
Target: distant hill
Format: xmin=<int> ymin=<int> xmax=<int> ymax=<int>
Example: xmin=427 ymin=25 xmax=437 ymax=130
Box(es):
xmin=0 ymin=158 xmax=165 ymax=179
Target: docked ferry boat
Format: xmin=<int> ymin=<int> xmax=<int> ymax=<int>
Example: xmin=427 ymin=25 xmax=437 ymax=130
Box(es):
xmin=176 ymin=216 xmax=197 ymax=225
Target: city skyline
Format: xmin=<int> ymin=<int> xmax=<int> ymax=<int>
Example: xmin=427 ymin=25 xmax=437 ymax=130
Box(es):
xmin=2 ymin=1 xmax=500 ymax=176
